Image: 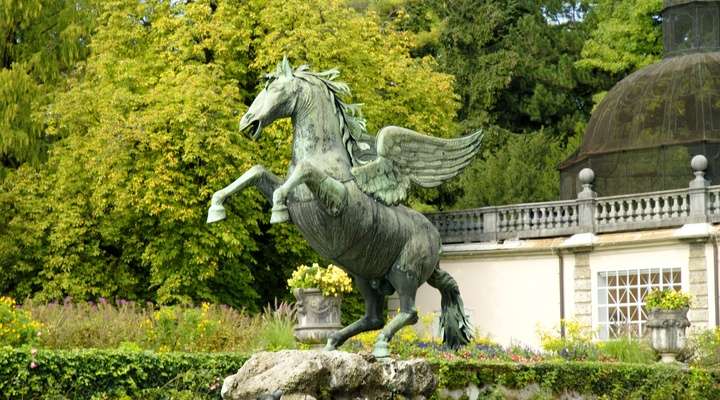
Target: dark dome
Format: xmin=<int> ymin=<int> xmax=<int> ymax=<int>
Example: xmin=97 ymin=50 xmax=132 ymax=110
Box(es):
xmin=560 ymin=52 xmax=720 ymax=198
xmin=572 ymin=52 xmax=720 ymax=160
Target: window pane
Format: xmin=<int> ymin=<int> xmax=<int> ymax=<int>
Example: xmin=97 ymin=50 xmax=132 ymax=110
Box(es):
xmin=597 ymin=267 xmax=682 ymax=338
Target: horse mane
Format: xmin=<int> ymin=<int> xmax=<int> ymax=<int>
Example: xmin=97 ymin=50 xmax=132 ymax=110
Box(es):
xmin=269 ymin=63 xmax=371 ymax=165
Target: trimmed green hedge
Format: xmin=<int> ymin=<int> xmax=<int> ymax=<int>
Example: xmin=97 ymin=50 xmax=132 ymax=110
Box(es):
xmin=2 ymin=349 xmax=720 ymax=399
xmin=0 ymin=348 xmax=247 ymax=399
xmin=433 ymin=360 xmax=720 ymax=399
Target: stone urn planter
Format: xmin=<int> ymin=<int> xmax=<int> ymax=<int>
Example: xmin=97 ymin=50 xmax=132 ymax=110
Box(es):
xmin=292 ymin=288 xmax=342 ymax=345
xmin=647 ymin=308 xmax=690 ymax=363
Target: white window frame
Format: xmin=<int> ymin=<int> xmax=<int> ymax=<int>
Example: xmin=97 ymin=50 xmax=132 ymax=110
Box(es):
xmin=591 ymin=263 xmax=689 ymax=340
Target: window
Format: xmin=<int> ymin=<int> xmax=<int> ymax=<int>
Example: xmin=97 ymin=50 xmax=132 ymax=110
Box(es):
xmin=597 ymin=267 xmax=682 ymax=339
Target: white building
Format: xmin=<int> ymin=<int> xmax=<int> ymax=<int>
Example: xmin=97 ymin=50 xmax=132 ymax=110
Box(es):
xmin=416 ymin=0 xmax=720 ymax=348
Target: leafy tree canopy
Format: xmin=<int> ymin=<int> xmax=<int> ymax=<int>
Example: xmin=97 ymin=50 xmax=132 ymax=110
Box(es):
xmin=0 ymin=0 xmax=95 ymax=169
xmin=0 ymin=0 xmax=458 ymax=308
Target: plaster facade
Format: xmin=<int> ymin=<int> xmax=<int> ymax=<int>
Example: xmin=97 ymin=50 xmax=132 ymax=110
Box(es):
xmin=415 ymin=224 xmax=720 ymax=348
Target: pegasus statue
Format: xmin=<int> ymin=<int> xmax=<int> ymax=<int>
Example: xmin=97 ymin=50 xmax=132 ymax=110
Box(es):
xmin=207 ymin=58 xmax=482 ymax=357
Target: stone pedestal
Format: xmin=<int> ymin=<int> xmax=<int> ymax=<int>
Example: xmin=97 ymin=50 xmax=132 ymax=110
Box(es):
xmin=221 ymin=350 xmax=437 ymax=400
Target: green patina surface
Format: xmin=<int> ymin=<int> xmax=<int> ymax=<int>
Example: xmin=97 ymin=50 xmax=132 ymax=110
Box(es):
xmin=207 ymin=59 xmax=483 ymax=357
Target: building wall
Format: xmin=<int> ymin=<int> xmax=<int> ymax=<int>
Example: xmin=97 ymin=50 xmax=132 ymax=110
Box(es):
xmin=414 ymin=225 xmax=720 ymax=349
xmin=415 ymin=240 xmax=568 ymax=349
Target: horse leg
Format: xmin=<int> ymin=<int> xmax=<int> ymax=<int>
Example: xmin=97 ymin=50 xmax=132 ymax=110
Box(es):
xmin=372 ymin=265 xmax=420 ymax=359
xmin=372 ymin=232 xmax=438 ymax=358
xmin=324 ymin=276 xmax=385 ymax=350
xmin=270 ymin=160 xmax=347 ymax=224
xmin=207 ymin=165 xmax=282 ymax=223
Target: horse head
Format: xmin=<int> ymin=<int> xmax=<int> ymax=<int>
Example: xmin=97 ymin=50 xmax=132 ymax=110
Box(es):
xmin=239 ymin=57 xmax=300 ymax=140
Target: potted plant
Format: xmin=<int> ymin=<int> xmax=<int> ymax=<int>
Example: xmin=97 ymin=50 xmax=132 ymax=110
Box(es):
xmin=645 ymin=289 xmax=692 ymax=363
xmin=287 ymin=263 xmax=353 ymax=345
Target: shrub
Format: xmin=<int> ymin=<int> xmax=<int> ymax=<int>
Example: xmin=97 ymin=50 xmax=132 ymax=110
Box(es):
xmin=255 ymin=301 xmax=297 ymax=351
xmin=0 ymin=297 xmax=41 ymax=347
xmin=23 ymin=299 xmax=290 ymax=353
xmin=434 ymin=360 xmax=720 ymax=399
xmin=0 ymin=348 xmax=247 ymax=399
xmin=689 ymin=328 xmax=720 ymax=367
xmin=644 ymin=289 xmax=692 ymax=311
xmin=537 ymin=320 xmax=598 ymax=361
xmin=597 ymin=337 xmax=656 ymax=364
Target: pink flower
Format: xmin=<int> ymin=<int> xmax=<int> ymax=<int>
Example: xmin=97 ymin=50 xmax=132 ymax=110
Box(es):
xmin=30 ymin=362 xmax=37 ymax=369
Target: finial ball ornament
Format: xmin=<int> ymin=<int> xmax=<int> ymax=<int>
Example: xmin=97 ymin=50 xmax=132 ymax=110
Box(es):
xmin=691 ymin=155 xmax=708 ymax=172
xmin=578 ymin=168 xmax=595 ymax=185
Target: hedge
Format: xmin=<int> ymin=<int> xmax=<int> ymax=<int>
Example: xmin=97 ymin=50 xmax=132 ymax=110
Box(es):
xmin=2 ymin=349 xmax=720 ymax=399
xmin=0 ymin=348 xmax=247 ymax=399
xmin=433 ymin=360 xmax=720 ymax=399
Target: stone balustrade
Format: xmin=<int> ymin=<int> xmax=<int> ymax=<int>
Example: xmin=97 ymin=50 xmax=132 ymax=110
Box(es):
xmin=427 ymin=155 xmax=719 ymax=244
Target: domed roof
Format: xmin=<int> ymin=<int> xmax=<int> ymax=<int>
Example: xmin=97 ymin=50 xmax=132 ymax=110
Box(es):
xmin=665 ymin=0 xmax=718 ymax=8
xmin=562 ymin=52 xmax=720 ymax=168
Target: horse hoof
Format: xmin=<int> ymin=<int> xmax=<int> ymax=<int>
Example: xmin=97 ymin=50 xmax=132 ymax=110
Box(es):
xmin=372 ymin=340 xmax=390 ymax=359
xmin=270 ymin=206 xmax=289 ymax=224
xmin=323 ymin=339 xmax=337 ymax=352
xmin=207 ymin=205 xmax=226 ymax=224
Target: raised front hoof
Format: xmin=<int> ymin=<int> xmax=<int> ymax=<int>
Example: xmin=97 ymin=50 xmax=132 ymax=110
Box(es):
xmin=372 ymin=340 xmax=390 ymax=359
xmin=207 ymin=205 xmax=227 ymax=224
xmin=270 ymin=206 xmax=289 ymax=224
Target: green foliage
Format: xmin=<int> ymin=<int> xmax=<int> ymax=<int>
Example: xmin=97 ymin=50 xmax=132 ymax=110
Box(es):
xmin=0 ymin=0 xmax=95 ymax=168
xmin=24 ymin=299 xmax=296 ymax=353
xmin=577 ymin=0 xmax=663 ymax=76
xmin=0 ymin=297 xmax=41 ymax=347
xmin=597 ymin=337 xmax=656 ymax=364
xmin=255 ymin=301 xmax=297 ymax=351
xmin=689 ymin=328 xmax=720 ymax=368
xmin=432 ymin=360 xmax=720 ymax=399
xmin=455 ymin=130 xmax=579 ymax=208
xmin=0 ymin=348 xmax=246 ymax=399
xmin=645 ymin=289 xmax=692 ymax=311
xmin=0 ymin=0 xmax=458 ymax=308
xmin=537 ymin=319 xmax=598 ymax=361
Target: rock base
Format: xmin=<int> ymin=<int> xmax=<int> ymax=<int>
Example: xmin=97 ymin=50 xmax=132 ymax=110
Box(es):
xmin=221 ymin=350 xmax=436 ymax=400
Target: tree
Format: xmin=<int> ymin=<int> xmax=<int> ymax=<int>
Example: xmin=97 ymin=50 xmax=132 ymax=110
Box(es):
xmin=577 ymin=0 xmax=663 ymax=76
xmin=0 ymin=0 xmax=459 ymax=308
xmin=0 ymin=0 xmax=95 ymax=169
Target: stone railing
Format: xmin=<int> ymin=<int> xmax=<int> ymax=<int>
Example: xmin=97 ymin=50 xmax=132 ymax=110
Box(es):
xmin=428 ymin=155 xmax=718 ymax=244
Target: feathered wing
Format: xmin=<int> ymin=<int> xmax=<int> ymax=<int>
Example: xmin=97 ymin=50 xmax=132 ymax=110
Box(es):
xmin=352 ymin=127 xmax=483 ymax=206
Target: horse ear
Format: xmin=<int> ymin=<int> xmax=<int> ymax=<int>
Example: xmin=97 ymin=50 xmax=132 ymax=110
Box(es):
xmin=279 ymin=56 xmax=293 ymax=78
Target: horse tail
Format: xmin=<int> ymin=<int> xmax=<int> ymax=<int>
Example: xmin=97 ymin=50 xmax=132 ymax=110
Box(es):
xmin=426 ymin=266 xmax=473 ymax=349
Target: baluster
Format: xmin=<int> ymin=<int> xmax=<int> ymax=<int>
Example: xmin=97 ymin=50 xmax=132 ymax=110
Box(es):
xmin=660 ymin=196 xmax=669 ymax=218
xmin=670 ymin=196 xmax=679 ymax=217
xmin=537 ymin=207 xmax=545 ymax=229
xmin=597 ymin=202 xmax=606 ymax=225
xmin=606 ymin=202 xmax=615 ymax=225
xmin=713 ymin=191 xmax=720 ymax=215
xmin=617 ymin=201 xmax=626 ymax=222
xmin=640 ymin=198 xmax=648 ymax=221
xmin=651 ymin=196 xmax=660 ymax=220
xmin=524 ymin=208 xmax=532 ymax=230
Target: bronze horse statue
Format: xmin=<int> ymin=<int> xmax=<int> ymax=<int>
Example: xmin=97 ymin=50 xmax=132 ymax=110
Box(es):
xmin=208 ymin=58 xmax=481 ymax=357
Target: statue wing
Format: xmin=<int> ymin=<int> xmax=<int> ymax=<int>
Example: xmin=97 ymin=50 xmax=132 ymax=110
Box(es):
xmin=351 ymin=127 xmax=483 ymax=206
